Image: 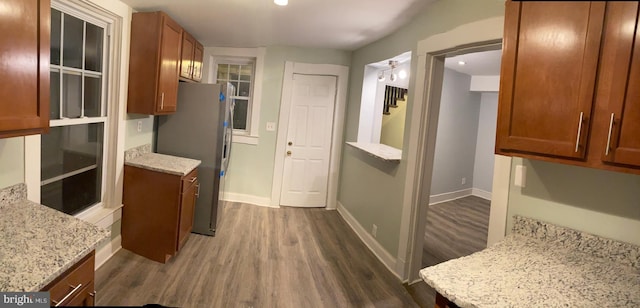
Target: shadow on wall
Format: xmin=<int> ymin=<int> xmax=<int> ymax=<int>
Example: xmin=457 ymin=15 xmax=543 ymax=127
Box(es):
xmin=520 ymin=159 xmax=640 ymax=220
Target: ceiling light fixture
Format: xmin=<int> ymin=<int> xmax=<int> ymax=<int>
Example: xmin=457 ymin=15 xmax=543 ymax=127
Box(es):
xmin=458 ymin=60 xmax=466 ymax=66
xmin=274 ymin=0 xmax=288 ymax=6
xmin=378 ymin=60 xmax=400 ymax=82
xmin=398 ymin=70 xmax=407 ymax=79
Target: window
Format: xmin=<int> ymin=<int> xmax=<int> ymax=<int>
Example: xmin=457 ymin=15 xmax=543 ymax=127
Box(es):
xmin=216 ymin=60 xmax=254 ymax=130
xmin=41 ymin=7 xmax=108 ymax=215
xmin=209 ymin=47 xmax=264 ymax=144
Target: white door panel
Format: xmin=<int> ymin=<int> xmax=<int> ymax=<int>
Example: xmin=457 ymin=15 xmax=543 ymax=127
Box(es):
xmin=280 ymin=74 xmax=337 ymax=207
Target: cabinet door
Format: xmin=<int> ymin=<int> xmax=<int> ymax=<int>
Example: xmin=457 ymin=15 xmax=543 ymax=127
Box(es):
xmin=178 ymin=177 xmax=198 ymax=250
xmin=496 ymin=1 xmax=605 ymax=159
xmin=156 ymin=16 xmax=182 ymax=114
xmin=0 ymin=0 xmax=50 ymax=138
xmin=598 ymin=2 xmax=640 ymax=168
xmin=192 ymin=42 xmax=204 ymax=82
xmin=180 ymin=32 xmax=195 ymax=79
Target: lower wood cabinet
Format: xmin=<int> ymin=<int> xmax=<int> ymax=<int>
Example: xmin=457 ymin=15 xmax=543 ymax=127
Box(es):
xmin=42 ymin=251 xmax=95 ymax=307
xmin=122 ymin=165 xmax=198 ymax=263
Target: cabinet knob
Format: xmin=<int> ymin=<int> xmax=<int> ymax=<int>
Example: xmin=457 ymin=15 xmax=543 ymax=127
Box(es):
xmin=286 ymin=151 xmax=292 ymax=156
xmin=288 ymin=141 xmax=293 ymax=146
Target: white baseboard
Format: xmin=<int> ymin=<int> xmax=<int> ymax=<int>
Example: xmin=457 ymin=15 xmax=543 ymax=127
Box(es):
xmin=223 ymin=192 xmax=276 ymax=208
xmin=95 ymin=234 xmax=122 ymax=269
xmin=429 ymin=188 xmax=493 ymax=205
xmin=336 ymin=202 xmax=401 ymax=280
xmin=472 ymin=188 xmax=492 ymax=201
xmin=429 ymin=188 xmax=473 ymax=205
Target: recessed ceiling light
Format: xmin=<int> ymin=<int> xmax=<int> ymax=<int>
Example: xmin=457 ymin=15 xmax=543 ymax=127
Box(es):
xmin=398 ymin=70 xmax=408 ymax=79
xmin=458 ymin=61 xmax=466 ymax=66
xmin=274 ymin=0 xmax=288 ymax=6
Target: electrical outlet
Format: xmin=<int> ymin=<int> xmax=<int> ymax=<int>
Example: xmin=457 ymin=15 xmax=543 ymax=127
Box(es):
xmin=136 ymin=121 xmax=142 ymax=133
xmin=462 ymin=177 xmax=466 ymax=185
xmin=372 ymin=224 xmax=378 ymax=238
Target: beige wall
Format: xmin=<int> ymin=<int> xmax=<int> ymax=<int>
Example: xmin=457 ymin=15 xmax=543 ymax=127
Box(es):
xmin=0 ymin=138 xmax=24 ymax=189
xmin=380 ymin=96 xmax=407 ymax=149
xmin=506 ymin=158 xmax=640 ymax=245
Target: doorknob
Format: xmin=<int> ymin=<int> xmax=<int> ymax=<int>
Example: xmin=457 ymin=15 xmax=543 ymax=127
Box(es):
xmin=286 ymin=151 xmax=292 ymax=156
xmin=288 ymin=141 xmax=293 ymax=146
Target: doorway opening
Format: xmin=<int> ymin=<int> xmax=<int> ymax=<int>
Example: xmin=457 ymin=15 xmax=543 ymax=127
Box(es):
xmin=422 ymin=49 xmax=502 ymax=269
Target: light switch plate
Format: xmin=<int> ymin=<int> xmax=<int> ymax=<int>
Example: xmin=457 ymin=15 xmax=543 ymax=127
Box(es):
xmin=266 ymin=122 xmax=276 ymax=131
xmin=137 ymin=121 xmax=142 ymax=133
xmin=514 ymin=165 xmax=526 ymax=187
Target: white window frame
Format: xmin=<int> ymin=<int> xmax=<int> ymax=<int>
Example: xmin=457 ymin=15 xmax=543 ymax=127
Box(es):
xmin=25 ymin=0 xmax=128 ymax=226
xmin=207 ymin=47 xmax=264 ymax=145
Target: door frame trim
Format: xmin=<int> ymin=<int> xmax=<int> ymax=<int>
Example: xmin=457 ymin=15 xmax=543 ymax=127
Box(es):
xmin=271 ymin=62 xmax=350 ymax=209
xmin=398 ymin=16 xmax=510 ymax=282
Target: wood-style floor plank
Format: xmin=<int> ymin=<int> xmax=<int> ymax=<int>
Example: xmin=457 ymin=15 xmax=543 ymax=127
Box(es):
xmin=95 ymin=202 xmax=418 ymax=307
xmin=422 ymin=195 xmax=491 ymax=268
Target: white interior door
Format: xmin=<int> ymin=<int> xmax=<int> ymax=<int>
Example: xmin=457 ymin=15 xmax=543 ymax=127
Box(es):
xmin=280 ymin=74 xmax=337 ymax=207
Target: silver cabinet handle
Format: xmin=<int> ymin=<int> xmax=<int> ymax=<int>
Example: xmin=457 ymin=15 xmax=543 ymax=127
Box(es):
xmin=189 ymin=177 xmax=197 ymax=183
xmin=605 ymin=113 xmax=615 ymax=156
xmin=161 ymin=92 xmax=165 ymax=110
xmin=195 ymin=183 xmax=200 ymax=197
xmin=575 ymin=112 xmax=584 ymax=153
xmin=52 ymin=283 xmax=83 ymax=307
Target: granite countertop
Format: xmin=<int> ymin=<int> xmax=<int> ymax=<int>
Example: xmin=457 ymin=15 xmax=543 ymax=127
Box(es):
xmin=420 ymin=216 xmax=640 ymax=307
xmin=125 ymin=152 xmax=201 ymax=176
xmin=0 ymin=184 xmax=110 ymax=292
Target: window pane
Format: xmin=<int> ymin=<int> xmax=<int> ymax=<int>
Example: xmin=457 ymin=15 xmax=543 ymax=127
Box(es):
xmin=51 ymin=9 xmax=61 ymax=65
xmin=238 ymin=82 xmax=250 ymax=97
xmin=41 ymin=123 xmax=104 ymax=215
xmin=233 ymin=99 xmax=248 ymax=130
xmin=231 ymin=81 xmax=239 ymax=93
xmin=63 ymin=14 xmax=84 ymax=69
xmin=239 ymin=65 xmax=252 ymax=81
xmin=63 ymin=72 xmax=82 ymax=118
xmin=217 ymin=64 xmax=228 ymax=81
xmin=85 ymin=23 xmax=103 ymax=72
xmin=50 ymin=71 xmax=61 ymax=119
xmin=229 ymin=65 xmax=240 ymax=81
xmin=84 ymin=76 xmax=102 ymax=117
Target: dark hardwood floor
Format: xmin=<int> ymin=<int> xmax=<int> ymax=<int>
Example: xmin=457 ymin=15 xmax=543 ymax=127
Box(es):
xmin=422 ymin=195 xmax=491 ymax=268
xmin=406 ymin=195 xmax=491 ymax=308
xmin=96 ymin=202 xmax=419 ymax=307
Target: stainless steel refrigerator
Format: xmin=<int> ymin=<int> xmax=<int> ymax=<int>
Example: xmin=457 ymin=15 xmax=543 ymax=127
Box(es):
xmin=156 ymin=82 xmax=234 ymax=236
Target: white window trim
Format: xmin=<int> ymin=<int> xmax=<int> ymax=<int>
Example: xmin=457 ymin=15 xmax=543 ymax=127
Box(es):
xmin=206 ymin=47 xmax=264 ymax=145
xmin=25 ymin=0 xmax=129 ymax=227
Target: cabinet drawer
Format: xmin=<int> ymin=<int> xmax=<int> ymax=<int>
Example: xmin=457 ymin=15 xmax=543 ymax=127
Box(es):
xmin=43 ymin=252 xmax=94 ymax=306
xmin=182 ymin=168 xmax=198 ymax=192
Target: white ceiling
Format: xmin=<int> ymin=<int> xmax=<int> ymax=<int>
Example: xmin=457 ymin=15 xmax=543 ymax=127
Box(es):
xmin=119 ymin=0 xmax=434 ymax=51
xmin=444 ymin=49 xmax=503 ymax=76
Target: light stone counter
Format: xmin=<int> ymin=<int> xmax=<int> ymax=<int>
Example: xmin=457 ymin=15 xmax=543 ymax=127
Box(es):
xmin=420 ymin=216 xmax=640 ymax=307
xmin=0 ymin=183 xmax=110 ymax=292
xmin=125 ymin=152 xmax=201 ymax=176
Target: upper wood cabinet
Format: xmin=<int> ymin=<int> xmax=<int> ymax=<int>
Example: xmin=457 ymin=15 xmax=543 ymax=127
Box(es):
xmin=0 ymin=0 xmax=50 ymax=138
xmin=127 ymin=12 xmax=183 ymax=115
xmin=496 ymin=1 xmax=640 ymax=174
xmin=598 ymin=2 xmax=640 ymax=168
xmin=193 ymin=42 xmax=204 ymax=82
xmin=496 ymin=1 xmax=605 ymax=159
xmin=179 ymin=31 xmax=204 ymax=82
